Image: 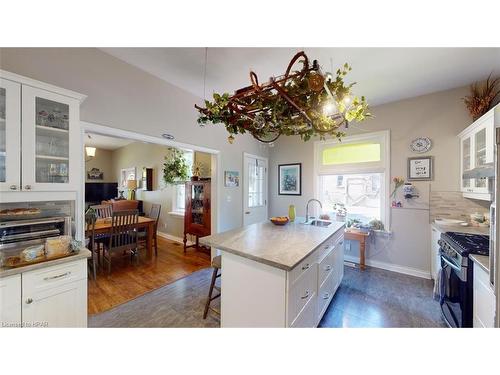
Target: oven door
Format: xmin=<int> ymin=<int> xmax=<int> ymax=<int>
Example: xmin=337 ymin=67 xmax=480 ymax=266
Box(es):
xmin=440 ymin=254 xmax=467 ymax=328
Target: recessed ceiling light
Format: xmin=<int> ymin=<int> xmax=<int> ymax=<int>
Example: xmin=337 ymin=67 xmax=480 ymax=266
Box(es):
xmin=162 ymin=133 xmax=175 ymax=140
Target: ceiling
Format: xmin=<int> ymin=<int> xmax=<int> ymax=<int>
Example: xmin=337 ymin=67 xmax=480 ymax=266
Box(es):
xmin=101 ymin=48 xmax=500 ymax=107
xmin=85 ymin=133 xmax=134 ymax=150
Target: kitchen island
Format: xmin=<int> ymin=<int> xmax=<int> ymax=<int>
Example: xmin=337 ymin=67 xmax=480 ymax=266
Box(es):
xmin=200 ymin=220 xmax=345 ymax=327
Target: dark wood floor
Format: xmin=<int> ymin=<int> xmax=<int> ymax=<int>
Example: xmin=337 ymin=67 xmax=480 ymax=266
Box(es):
xmin=87 ymin=236 xmax=211 ymax=315
xmin=90 ymin=263 xmax=445 ymax=328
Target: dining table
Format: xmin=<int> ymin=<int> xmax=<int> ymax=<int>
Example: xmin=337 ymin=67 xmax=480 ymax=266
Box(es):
xmin=94 ymin=216 xmax=157 ymax=259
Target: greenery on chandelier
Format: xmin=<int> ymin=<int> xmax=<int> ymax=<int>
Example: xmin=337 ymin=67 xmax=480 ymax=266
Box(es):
xmin=196 ymin=58 xmax=371 ymax=144
xmin=162 ymin=147 xmax=189 ymax=185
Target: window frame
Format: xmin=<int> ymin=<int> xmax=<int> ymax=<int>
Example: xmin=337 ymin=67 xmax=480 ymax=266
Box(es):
xmin=313 ymin=130 xmax=391 ymax=229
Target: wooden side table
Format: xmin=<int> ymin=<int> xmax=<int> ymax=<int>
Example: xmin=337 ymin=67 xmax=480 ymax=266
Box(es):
xmin=344 ymin=230 xmax=370 ymax=270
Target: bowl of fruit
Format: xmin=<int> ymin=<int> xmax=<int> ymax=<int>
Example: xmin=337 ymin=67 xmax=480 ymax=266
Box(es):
xmin=270 ymin=216 xmax=289 ymax=226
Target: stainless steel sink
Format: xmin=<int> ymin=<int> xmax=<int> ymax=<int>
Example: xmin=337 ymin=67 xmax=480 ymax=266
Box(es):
xmin=307 ymin=219 xmax=332 ymax=227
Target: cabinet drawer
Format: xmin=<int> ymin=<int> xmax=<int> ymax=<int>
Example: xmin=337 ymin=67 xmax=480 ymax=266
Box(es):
xmin=289 ymin=250 xmax=317 ymax=285
xmin=22 ymin=259 xmax=86 ymax=294
xmin=291 ymin=293 xmax=317 ymax=328
xmin=288 ymin=264 xmax=317 ymax=325
xmin=317 ymin=271 xmax=334 ymax=320
xmin=318 ymin=248 xmax=334 ymax=286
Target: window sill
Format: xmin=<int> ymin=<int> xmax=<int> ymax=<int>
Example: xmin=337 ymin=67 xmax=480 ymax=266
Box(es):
xmin=168 ymin=211 xmax=185 ymax=219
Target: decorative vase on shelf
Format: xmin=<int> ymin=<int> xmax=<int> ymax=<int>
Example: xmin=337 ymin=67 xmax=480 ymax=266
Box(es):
xmin=288 ymin=205 xmax=296 ymax=222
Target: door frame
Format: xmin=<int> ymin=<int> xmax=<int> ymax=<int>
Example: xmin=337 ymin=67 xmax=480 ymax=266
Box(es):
xmin=79 ymin=121 xmax=222 ymax=257
xmin=242 ymin=152 xmax=269 ymax=225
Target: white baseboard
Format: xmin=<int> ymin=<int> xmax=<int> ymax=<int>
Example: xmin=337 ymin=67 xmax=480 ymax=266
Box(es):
xmin=157 ymin=231 xmax=194 ymax=246
xmin=344 ymin=255 xmax=431 ymax=279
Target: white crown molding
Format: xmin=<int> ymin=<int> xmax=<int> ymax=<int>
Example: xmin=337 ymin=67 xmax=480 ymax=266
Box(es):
xmin=0 ymin=69 xmax=87 ymax=103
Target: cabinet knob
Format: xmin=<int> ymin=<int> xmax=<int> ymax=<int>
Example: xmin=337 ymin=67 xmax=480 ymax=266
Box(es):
xmin=26 ymin=298 xmax=33 ymax=304
xmin=302 ymin=263 xmax=310 ymax=270
xmin=325 ymin=265 xmax=332 ymax=271
xmin=301 ymin=290 xmax=310 ymax=299
xmin=24 ymin=185 xmax=32 ymax=190
xmin=323 ymin=293 xmax=330 ymax=300
xmin=9 ymin=185 xmax=17 ymax=190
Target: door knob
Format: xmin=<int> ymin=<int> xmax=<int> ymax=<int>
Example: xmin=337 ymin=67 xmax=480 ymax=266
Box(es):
xmin=9 ymin=185 xmax=17 ymax=190
xmin=26 ymin=298 xmax=33 ymax=304
xmin=24 ymin=185 xmax=32 ymax=190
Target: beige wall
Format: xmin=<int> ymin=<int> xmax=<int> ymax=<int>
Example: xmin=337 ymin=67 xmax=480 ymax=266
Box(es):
xmin=0 ymin=47 xmax=268 ymax=232
xmin=269 ymin=86 xmax=477 ymax=276
xmin=85 ymin=148 xmax=115 ymax=183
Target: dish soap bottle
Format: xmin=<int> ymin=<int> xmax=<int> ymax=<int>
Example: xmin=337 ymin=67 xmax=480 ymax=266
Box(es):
xmin=288 ymin=205 xmax=296 ymax=222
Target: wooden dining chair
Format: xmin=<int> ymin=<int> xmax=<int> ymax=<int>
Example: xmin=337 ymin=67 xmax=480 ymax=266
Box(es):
xmin=102 ymin=209 xmax=139 ymax=274
xmin=85 ymin=212 xmax=98 ymax=280
xmin=139 ymin=204 xmax=161 ymax=256
xmin=90 ymin=204 xmax=113 ymax=219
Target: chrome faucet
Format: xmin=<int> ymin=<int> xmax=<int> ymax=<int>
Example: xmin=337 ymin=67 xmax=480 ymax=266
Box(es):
xmin=305 ymin=199 xmax=322 ymax=223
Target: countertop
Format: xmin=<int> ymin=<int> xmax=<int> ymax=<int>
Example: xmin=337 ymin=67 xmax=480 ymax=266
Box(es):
xmin=0 ymin=248 xmax=91 ymax=278
xmin=200 ymin=220 xmax=345 ymax=271
xmin=470 ymin=254 xmax=490 ymax=274
xmin=431 ymin=222 xmax=489 ymax=235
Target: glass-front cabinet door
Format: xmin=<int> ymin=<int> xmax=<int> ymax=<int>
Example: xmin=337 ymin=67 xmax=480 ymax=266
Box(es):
xmin=21 ymin=85 xmax=79 ymax=191
xmin=0 ymin=78 xmax=21 ymax=192
xmin=474 ymin=127 xmax=487 ymax=190
xmin=461 ymin=136 xmax=472 ymax=192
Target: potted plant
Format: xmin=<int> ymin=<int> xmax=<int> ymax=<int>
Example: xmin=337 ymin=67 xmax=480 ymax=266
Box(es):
xmin=162 ymin=147 xmax=189 ymax=185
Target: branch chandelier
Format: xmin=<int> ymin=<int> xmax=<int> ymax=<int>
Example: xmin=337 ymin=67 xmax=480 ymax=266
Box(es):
xmin=195 ymin=51 xmax=371 ymax=144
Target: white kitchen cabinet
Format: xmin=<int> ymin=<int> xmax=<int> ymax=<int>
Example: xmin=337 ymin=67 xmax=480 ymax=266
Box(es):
xmin=430 ymin=226 xmax=442 ymax=280
xmin=21 ymin=259 xmax=87 ymax=328
xmin=0 ymin=70 xmax=86 ymax=193
xmin=0 ymin=78 xmax=21 ymax=192
xmin=473 ymin=262 xmax=495 ymax=328
xmin=0 ymin=258 xmax=88 ymax=328
xmin=0 ymin=274 xmax=21 ymax=327
xmin=458 ymin=109 xmax=495 ymax=200
xmin=220 ymin=227 xmax=345 ymax=328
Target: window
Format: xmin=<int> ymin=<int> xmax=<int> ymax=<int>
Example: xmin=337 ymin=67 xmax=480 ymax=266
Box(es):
xmin=248 ymin=160 xmax=265 ymax=208
xmin=315 ymin=131 xmax=390 ymax=228
xmin=172 ymin=150 xmax=193 ymax=213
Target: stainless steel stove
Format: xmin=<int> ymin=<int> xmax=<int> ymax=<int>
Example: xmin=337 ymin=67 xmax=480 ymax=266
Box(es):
xmin=438 ymin=232 xmax=489 ymax=328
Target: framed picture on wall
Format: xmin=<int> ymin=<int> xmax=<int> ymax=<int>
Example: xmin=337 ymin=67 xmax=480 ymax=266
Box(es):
xmin=224 ymin=171 xmax=240 ymax=187
xmin=278 ymin=163 xmax=302 ymax=195
xmin=407 ymin=156 xmax=433 ymax=181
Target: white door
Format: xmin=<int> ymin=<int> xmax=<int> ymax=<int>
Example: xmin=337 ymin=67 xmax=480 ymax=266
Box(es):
xmin=243 ymin=153 xmax=268 ymax=225
xmin=0 ymin=78 xmax=21 ymax=192
xmin=21 ymin=85 xmax=80 ymax=191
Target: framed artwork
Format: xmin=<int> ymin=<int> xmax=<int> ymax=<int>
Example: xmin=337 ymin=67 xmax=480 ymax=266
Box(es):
xmin=407 ymin=156 xmax=433 ymax=181
xmin=87 ymin=167 xmax=103 ymax=180
xmin=279 ymin=163 xmax=302 ymax=195
xmin=120 ymin=167 xmax=136 ymax=188
xmin=224 ymin=171 xmax=239 ymax=187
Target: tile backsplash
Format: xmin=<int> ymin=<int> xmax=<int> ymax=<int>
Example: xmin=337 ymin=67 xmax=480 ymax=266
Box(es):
xmin=430 ymin=191 xmax=490 ymax=223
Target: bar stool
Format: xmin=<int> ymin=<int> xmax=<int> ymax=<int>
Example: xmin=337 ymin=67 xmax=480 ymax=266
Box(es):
xmin=203 ymin=255 xmax=221 ymax=319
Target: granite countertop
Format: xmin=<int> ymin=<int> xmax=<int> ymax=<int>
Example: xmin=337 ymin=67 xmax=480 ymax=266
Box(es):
xmin=470 ymin=254 xmax=490 ymax=274
xmin=431 ymin=222 xmax=489 ymax=235
xmin=0 ymin=248 xmax=91 ymax=278
xmin=200 ymin=220 xmax=345 ymax=271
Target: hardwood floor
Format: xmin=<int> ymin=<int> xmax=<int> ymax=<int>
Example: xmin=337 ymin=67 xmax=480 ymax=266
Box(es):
xmin=87 ymin=236 xmax=211 ymax=315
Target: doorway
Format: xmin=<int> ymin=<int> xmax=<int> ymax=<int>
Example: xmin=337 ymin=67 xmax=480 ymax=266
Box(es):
xmin=81 ymin=121 xmax=221 ymax=315
xmin=243 ymin=153 xmax=268 ymax=225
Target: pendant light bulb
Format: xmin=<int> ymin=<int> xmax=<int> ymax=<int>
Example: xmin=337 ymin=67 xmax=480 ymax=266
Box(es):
xmin=323 ymin=99 xmax=338 ymax=117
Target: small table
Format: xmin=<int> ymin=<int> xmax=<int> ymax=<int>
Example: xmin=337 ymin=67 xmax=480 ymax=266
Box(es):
xmin=94 ymin=216 xmax=156 ymax=259
xmin=344 ymin=229 xmax=370 ymax=270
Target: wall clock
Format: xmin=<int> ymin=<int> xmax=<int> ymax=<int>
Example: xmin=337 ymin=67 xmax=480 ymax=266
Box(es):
xmin=410 ymin=137 xmax=432 ymax=153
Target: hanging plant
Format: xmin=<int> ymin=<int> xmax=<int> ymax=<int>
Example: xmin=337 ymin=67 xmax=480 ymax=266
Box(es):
xmin=162 ymin=147 xmax=189 ymax=185
xmin=195 ymin=52 xmax=371 ymax=144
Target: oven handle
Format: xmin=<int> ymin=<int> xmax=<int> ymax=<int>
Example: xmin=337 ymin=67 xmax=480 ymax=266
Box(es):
xmin=1 ymin=229 xmax=61 ymax=241
xmin=441 ymin=254 xmax=461 ymax=273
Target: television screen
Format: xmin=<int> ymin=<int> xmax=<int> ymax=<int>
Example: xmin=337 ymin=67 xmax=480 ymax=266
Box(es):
xmin=85 ymin=182 xmax=118 ymax=203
